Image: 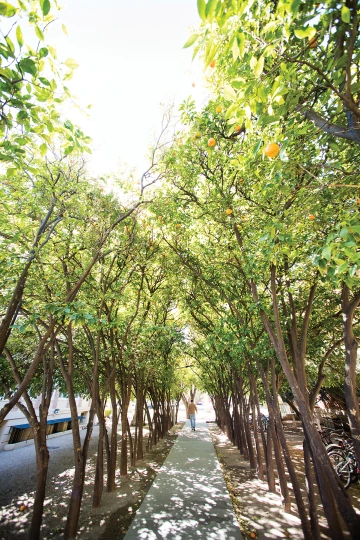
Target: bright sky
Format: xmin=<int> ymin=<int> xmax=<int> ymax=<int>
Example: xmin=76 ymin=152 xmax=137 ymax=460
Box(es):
xmin=51 ymin=0 xmax=203 ymax=178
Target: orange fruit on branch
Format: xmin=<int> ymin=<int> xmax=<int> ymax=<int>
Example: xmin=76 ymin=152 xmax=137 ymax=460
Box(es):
xmin=208 ymin=138 xmax=216 ymax=147
xmin=265 ymin=143 xmax=280 ymax=158
xmin=216 ymin=105 xmax=222 ymax=113
xmin=309 ymin=214 xmax=315 ymax=220
xmin=235 ymin=125 xmax=242 ymax=132
xmin=209 ymin=59 xmax=216 ymax=68
xmin=309 ymin=37 xmax=317 ymax=48
xmin=226 ymin=208 xmax=233 ymax=215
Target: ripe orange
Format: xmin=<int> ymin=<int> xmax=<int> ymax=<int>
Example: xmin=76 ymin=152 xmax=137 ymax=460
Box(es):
xmin=309 ymin=37 xmax=317 ymax=48
xmin=226 ymin=208 xmax=233 ymax=215
xmin=235 ymin=125 xmax=242 ymax=132
xmin=176 ymin=224 xmax=181 ymax=228
xmin=19 ymin=505 xmax=26 ymax=511
xmin=357 ymin=197 xmax=360 ymax=205
xmin=208 ymin=138 xmax=216 ymax=147
xmin=216 ymin=105 xmax=222 ymax=113
xmin=265 ymin=143 xmax=280 ymax=158
xmin=250 ymin=533 xmax=256 ymax=539
xmin=209 ymin=59 xmax=216 ymax=68
xmin=309 ymin=214 xmax=315 ymax=220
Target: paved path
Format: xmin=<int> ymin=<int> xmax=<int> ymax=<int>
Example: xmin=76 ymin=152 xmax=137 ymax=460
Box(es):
xmin=124 ymin=420 xmax=242 ymax=539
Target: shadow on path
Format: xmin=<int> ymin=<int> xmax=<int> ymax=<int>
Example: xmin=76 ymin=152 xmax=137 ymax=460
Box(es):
xmin=124 ymin=421 xmax=242 ymax=539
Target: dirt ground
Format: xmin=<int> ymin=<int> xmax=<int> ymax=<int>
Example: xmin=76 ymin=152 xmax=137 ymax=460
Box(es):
xmin=209 ymin=422 xmax=360 ymax=540
xmin=0 ymin=423 xmax=184 ymax=540
xmin=2 ymin=420 xmax=360 ymax=539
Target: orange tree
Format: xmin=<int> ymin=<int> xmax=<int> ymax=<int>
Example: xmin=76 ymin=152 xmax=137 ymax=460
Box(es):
xmin=152 ymin=74 xmax=359 ymax=536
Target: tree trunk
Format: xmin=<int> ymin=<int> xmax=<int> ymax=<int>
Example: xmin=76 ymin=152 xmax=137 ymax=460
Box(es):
xmin=93 ymin=412 xmax=105 ymax=508
xmin=342 ymin=285 xmax=360 ymax=465
xmin=107 ymin=378 xmax=118 ymax=492
xmin=120 ymin=402 xmax=129 ymax=477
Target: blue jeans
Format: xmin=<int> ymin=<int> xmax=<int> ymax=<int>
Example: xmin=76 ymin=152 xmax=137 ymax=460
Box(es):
xmin=190 ymin=414 xmax=196 ymax=429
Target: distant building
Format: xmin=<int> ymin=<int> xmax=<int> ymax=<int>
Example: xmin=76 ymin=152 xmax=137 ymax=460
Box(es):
xmin=0 ymin=390 xmax=90 ymax=450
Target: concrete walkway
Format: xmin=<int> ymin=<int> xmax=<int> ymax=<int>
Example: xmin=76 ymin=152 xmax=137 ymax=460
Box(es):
xmin=124 ymin=421 xmax=242 ymax=539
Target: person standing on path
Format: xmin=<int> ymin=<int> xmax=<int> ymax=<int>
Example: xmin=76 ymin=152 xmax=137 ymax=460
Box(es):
xmin=188 ymin=399 xmax=198 ymax=431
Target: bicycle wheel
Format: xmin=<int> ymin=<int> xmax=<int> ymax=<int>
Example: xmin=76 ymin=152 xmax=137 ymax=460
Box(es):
xmin=328 ymin=450 xmax=352 ymax=487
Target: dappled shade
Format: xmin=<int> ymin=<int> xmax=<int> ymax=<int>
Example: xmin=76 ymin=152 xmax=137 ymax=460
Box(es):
xmin=124 ymin=421 xmax=242 ymax=539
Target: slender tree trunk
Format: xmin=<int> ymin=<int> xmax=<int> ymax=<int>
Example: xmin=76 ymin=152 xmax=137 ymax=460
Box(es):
xmin=303 ymin=439 xmax=321 ymax=540
xmin=107 ymin=377 xmax=118 ymax=492
xmin=93 ymin=411 xmax=105 ymax=508
xmin=249 ymin=368 xmax=264 ymax=480
xmin=266 ymin=391 xmax=291 ymax=511
xmin=342 ymin=285 xmax=360 ymax=465
xmin=136 ymin=387 xmax=144 ymax=461
xmin=120 ymin=403 xmax=129 ymax=477
xmin=30 ymin=431 xmax=49 ymax=540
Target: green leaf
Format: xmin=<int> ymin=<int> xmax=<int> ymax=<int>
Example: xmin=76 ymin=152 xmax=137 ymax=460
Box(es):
xmin=64 ymin=145 xmax=73 ymax=155
xmin=16 ymin=25 xmax=23 ymax=47
xmin=48 ymin=45 xmax=57 ymax=58
xmin=41 ymin=0 xmax=50 ymax=16
xmin=253 ymin=140 xmax=262 ymax=155
xmin=64 ymin=119 xmax=73 ymax=130
xmin=341 ymin=6 xmax=350 ymax=23
xmin=0 ymin=2 xmax=17 ymax=17
xmin=205 ymin=0 xmax=217 ymax=21
xmin=197 ymin=0 xmax=206 ymax=21
xmin=223 ymin=83 xmax=236 ymax=100
xmin=5 ymin=36 xmax=15 ymax=53
xmin=6 ymin=167 xmax=17 ymax=177
xmin=183 ymin=34 xmax=199 ymax=48
xmin=289 ymin=0 xmax=301 ymax=15
xmin=231 ymin=37 xmax=239 ymax=61
xmin=39 ymin=47 xmax=48 ymax=58
xmin=35 ymin=25 xmax=44 ymax=41
xmin=39 ymin=143 xmax=47 ymax=155
xmin=294 ymin=27 xmax=316 ymax=39
xmin=321 ymin=245 xmax=332 ymax=260
xmin=63 ymin=58 xmax=79 ymax=69
xmin=39 ymin=76 xmax=50 ymax=86
xmin=249 ymin=56 xmax=257 ymax=69
xmin=254 ymin=56 xmax=264 ymax=77
xmin=204 ymin=38 xmax=216 ymax=68
xmin=19 ymin=58 xmax=37 ymax=76
xmin=337 ymin=262 xmax=349 ymax=274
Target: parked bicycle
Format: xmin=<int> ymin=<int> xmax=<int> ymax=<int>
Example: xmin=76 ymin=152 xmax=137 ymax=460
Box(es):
xmin=318 ymin=426 xmax=359 ymax=489
xmin=249 ymin=413 xmax=269 ymax=432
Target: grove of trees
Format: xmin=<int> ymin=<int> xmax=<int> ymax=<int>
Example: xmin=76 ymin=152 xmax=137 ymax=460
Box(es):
xmin=0 ymin=1 xmax=359 ymax=539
